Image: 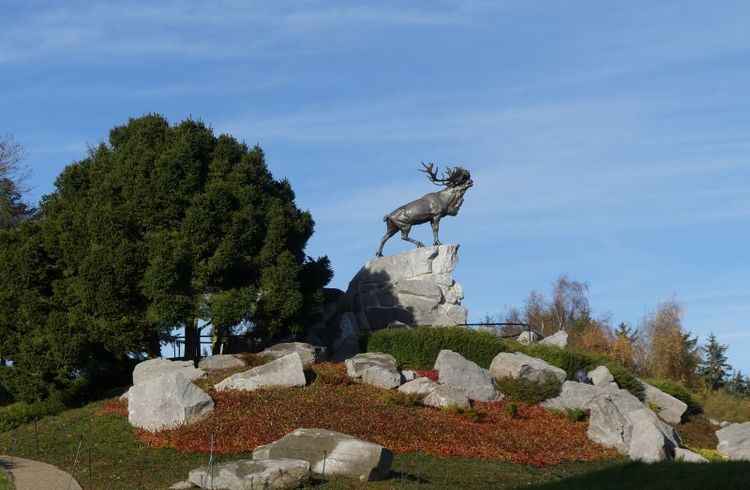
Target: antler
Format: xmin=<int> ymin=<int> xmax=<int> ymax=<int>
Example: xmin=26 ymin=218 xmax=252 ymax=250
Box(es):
xmin=419 ymin=162 xmax=449 ymax=186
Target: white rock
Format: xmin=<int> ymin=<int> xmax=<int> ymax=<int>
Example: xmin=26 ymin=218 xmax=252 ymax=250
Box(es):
xmin=516 ymin=331 xmax=541 ymax=345
xmin=423 ymin=385 xmax=470 ymax=409
xmin=401 ymin=370 xmax=418 ymax=382
xmin=189 ymin=459 xmax=310 ymax=489
xmin=716 ymin=422 xmax=750 ymax=461
xmin=542 ymin=381 xmax=609 ymax=411
xmin=346 ymin=245 xmax=468 ymax=329
xmin=641 ymin=381 xmax=688 ymax=425
xmin=434 ymin=350 xmax=497 ymax=401
xmin=169 ymin=481 xmax=195 ymax=489
xmin=198 ymin=354 xmax=245 ymax=371
xmin=539 ymin=330 xmax=568 ymax=348
xmin=675 ymin=448 xmax=709 ymax=463
xmin=132 ymin=358 xmax=205 ymax=386
xmin=362 ymin=365 xmax=402 ymax=389
xmin=489 ymin=352 xmax=567 ymax=383
xmin=626 ymin=409 xmax=676 ymax=463
xmin=128 ymin=372 xmax=214 ymax=431
xmin=215 ymin=353 xmax=306 ymax=392
xmin=398 ymin=377 xmax=438 ymax=397
xmin=346 ymin=353 xmax=398 ymax=379
xmin=261 ymin=342 xmax=324 ymax=368
xmin=585 ymin=390 xmax=680 ymax=463
xmin=588 ymin=366 xmax=615 ymax=387
xmin=253 ymin=428 xmax=393 ymax=481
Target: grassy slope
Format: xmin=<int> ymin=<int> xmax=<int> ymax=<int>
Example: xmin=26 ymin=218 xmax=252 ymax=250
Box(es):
xmin=0 ymin=400 xmax=749 ymax=489
xmin=0 ymin=470 xmax=10 ymax=490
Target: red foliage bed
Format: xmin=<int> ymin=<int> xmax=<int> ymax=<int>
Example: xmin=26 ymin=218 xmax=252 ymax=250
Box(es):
xmin=105 ymin=364 xmax=616 ymax=467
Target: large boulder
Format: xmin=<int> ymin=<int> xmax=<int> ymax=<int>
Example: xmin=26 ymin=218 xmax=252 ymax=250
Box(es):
xmin=261 ymin=342 xmax=325 ymax=368
xmin=489 ymin=352 xmax=566 ymax=383
xmin=362 ymin=365 xmax=402 ymax=390
xmin=128 ymin=372 xmax=214 ymax=431
xmin=346 ymin=245 xmax=467 ymax=329
xmin=132 ymin=358 xmax=205 ymax=386
xmin=543 ymin=381 xmax=681 ymax=463
xmin=539 ymin=330 xmax=568 ymax=348
xmin=423 ymin=385 xmax=470 ymax=409
xmin=716 ymin=422 xmax=750 ymax=461
xmin=641 ymin=381 xmax=687 ymax=425
xmin=253 ymin=428 xmax=393 ymax=481
xmin=398 ymin=377 xmax=439 ymax=397
xmin=198 ymin=354 xmax=246 ymax=371
xmin=434 ymin=350 xmax=497 ymax=401
xmin=188 ymin=459 xmax=310 ymax=489
xmin=542 ymin=381 xmax=614 ymax=411
xmin=215 ymin=353 xmax=306 ymax=392
xmin=345 ymin=353 xmax=398 ymax=379
xmin=585 ymin=389 xmax=679 ymax=463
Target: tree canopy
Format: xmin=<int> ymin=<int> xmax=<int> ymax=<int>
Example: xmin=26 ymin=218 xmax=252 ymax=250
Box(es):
xmin=0 ymin=115 xmax=331 ymax=400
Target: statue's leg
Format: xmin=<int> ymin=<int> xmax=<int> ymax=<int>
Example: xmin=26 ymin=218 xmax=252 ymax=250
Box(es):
xmin=376 ymin=221 xmax=399 ymax=257
xmin=431 ymin=218 xmax=442 ymax=246
xmin=400 ymin=226 xmax=424 ymax=248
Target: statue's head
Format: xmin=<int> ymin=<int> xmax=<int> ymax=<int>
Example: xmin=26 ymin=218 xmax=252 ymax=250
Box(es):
xmin=420 ymin=162 xmax=473 ymax=189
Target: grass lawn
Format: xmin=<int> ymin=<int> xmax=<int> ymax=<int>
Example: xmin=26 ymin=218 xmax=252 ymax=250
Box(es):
xmin=0 ymin=470 xmax=11 ymax=490
xmin=0 ymin=399 xmax=748 ymax=489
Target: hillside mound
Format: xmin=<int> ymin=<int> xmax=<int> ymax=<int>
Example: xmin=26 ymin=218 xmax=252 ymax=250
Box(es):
xmin=104 ymin=363 xmax=616 ymax=467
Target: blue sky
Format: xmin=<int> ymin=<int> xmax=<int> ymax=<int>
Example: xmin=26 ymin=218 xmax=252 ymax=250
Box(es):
xmin=2 ymin=1 xmax=749 ymax=371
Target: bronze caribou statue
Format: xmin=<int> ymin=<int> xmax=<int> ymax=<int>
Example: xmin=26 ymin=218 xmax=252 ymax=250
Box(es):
xmin=376 ymin=163 xmax=473 ymax=256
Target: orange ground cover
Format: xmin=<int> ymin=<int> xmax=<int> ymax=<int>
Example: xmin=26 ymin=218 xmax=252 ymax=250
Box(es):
xmin=108 ymin=364 xmax=616 ymax=466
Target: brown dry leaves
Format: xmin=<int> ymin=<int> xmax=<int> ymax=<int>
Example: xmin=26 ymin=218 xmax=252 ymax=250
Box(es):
xmin=111 ymin=363 xmax=615 ymax=466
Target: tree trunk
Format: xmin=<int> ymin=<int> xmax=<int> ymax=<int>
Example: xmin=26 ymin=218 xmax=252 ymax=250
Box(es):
xmin=184 ymin=319 xmax=201 ymax=362
xmin=147 ymin=330 xmax=161 ymax=358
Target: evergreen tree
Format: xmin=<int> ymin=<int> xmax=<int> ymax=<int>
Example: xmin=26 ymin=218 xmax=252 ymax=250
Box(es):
xmin=615 ymin=322 xmax=638 ymax=342
xmin=727 ymin=371 xmax=749 ymax=397
xmin=699 ymin=333 xmax=731 ymax=390
xmin=0 ymin=115 xmax=332 ymax=400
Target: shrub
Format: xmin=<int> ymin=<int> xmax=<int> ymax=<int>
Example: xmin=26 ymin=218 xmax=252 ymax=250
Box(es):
xmin=519 ymin=344 xmax=645 ymax=401
xmin=494 ymin=376 xmax=562 ymax=405
xmin=645 ymin=378 xmax=702 ymax=415
xmin=443 ymin=405 xmax=484 ymax=422
xmin=505 ymin=402 xmax=519 ymax=419
xmin=367 ymin=326 xmax=507 ymax=369
xmin=0 ymin=398 xmax=66 ymax=432
xmin=565 ymin=408 xmax=588 ymax=423
xmin=311 ymin=363 xmax=351 ymax=386
xmin=381 ymin=391 xmax=422 ymax=408
xmin=367 ymin=327 xmax=645 ymax=400
xmin=699 ymin=389 xmax=750 ymax=423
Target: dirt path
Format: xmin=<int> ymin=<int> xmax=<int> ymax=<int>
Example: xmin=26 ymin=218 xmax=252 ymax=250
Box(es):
xmin=0 ymin=455 xmax=82 ymax=490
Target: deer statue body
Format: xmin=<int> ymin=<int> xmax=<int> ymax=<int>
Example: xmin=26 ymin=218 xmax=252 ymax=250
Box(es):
xmin=376 ymin=163 xmax=473 ymax=257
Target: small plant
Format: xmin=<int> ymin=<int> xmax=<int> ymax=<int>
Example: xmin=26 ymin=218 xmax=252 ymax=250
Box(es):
xmin=506 ymin=402 xmax=519 ymax=419
xmin=380 ymin=391 xmax=422 ymax=408
xmin=565 ymin=408 xmax=588 ymax=423
xmin=443 ymin=405 xmax=484 ymax=422
xmin=311 ymin=363 xmax=351 ymax=386
xmin=494 ymin=376 xmax=562 ymax=405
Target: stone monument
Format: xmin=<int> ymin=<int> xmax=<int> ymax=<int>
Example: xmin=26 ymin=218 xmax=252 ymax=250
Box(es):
xmin=347 ymin=244 xmax=468 ymax=330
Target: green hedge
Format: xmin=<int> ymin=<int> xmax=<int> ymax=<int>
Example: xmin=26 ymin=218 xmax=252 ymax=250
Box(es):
xmin=645 ymin=378 xmax=702 ymax=415
xmin=494 ymin=376 xmax=562 ymax=405
xmin=367 ymin=327 xmax=645 ymax=400
xmin=367 ymin=326 xmax=508 ymax=369
xmin=0 ymin=398 xmax=66 ymax=433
